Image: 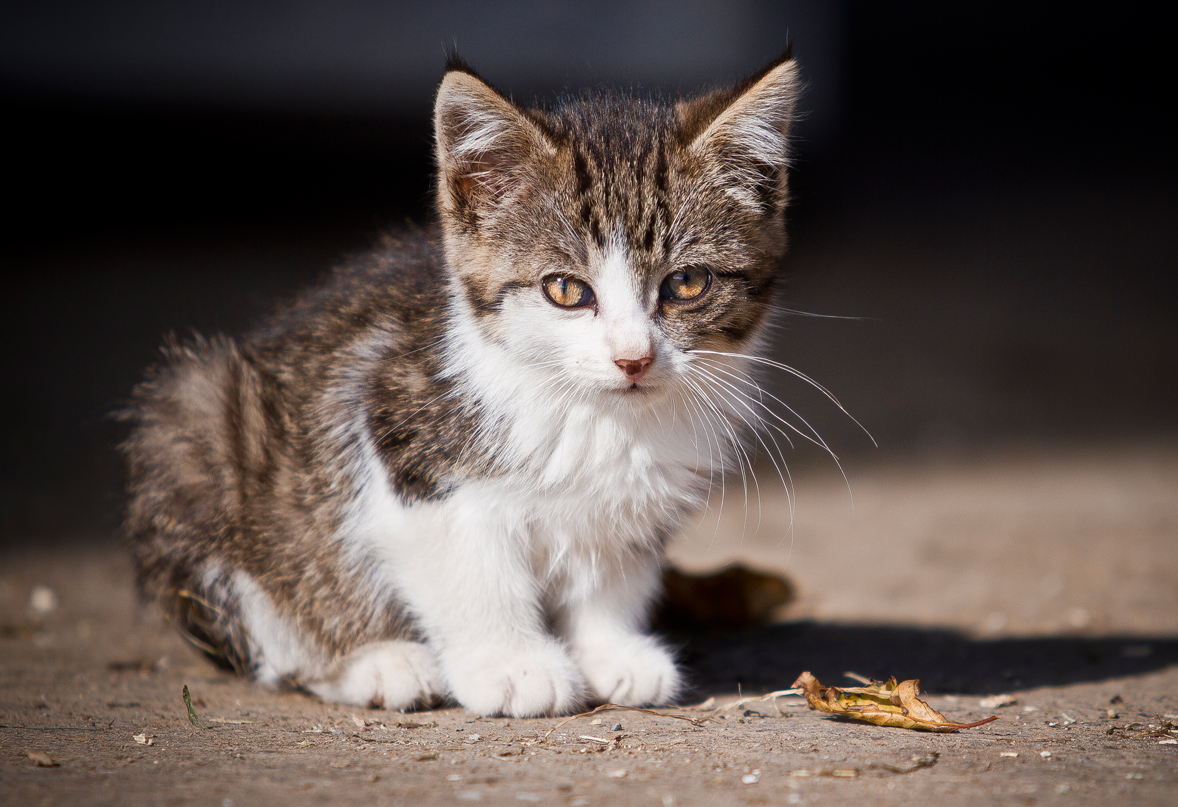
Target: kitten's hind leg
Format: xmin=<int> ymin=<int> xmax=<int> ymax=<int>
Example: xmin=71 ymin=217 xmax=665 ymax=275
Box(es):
xmin=305 ymin=641 xmax=443 ymax=710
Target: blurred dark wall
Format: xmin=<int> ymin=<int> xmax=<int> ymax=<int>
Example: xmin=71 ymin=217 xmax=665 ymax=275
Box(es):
xmin=2 ymin=1 xmax=1174 ymax=539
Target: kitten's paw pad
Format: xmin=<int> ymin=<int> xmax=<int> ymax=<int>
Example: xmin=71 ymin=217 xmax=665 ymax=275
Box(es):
xmin=576 ymin=635 xmax=681 ymax=706
xmin=448 ymin=641 xmax=584 ymax=717
xmin=307 ymin=640 xmax=441 ymax=710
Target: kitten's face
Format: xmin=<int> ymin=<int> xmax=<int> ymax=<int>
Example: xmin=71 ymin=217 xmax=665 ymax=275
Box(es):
xmin=434 ymin=60 xmax=798 ymax=403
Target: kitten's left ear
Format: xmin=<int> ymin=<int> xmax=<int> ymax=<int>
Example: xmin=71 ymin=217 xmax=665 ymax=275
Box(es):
xmin=434 ymin=63 xmax=556 ymax=224
xmin=679 ymin=55 xmax=800 ymax=213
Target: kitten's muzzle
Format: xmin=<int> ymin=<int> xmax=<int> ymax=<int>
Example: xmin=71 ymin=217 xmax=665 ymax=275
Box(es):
xmin=615 ymin=356 xmax=653 ymax=384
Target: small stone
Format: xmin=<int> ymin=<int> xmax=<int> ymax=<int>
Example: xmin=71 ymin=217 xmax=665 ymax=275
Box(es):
xmin=610 ymin=723 xmax=623 ymax=732
xmin=606 ymin=769 xmax=627 ymax=778
xmin=981 ymin=611 xmax=1007 ymax=633
xmin=26 ymin=750 xmax=58 ymax=767
xmin=1040 ymin=751 xmax=1051 ymax=758
xmin=28 ymin=585 xmax=59 ymax=615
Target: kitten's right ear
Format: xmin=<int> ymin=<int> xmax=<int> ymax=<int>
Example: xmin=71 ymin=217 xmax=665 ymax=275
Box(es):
xmin=434 ymin=66 xmax=554 ymax=223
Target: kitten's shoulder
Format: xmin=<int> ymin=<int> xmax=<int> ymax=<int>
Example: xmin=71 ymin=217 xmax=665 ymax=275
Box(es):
xmin=249 ymin=226 xmax=448 ymax=357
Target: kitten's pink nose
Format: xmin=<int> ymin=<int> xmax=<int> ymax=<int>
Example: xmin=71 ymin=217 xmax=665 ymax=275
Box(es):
xmin=615 ymin=356 xmax=653 ymax=383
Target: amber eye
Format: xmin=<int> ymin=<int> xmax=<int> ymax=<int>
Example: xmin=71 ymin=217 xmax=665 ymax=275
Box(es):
xmin=660 ymin=266 xmax=712 ymax=302
xmin=542 ymin=275 xmax=595 ymax=308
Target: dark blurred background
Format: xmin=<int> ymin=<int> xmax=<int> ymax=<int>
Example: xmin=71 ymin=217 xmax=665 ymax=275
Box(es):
xmin=2 ymin=1 xmax=1175 ymax=541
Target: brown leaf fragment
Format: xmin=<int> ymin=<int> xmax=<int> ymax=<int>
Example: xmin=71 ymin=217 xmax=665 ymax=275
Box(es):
xmin=792 ymin=672 xmax=999 ymax=733
xmin=26 ymin=750 xmax=59 ymax=767
xmin=867 ymin=752 xmax=940 ymax=774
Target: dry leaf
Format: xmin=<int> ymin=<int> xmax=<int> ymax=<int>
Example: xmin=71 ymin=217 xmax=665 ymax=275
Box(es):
xmin=26 ymin=750 xmax=59 ymax=767
xmin=133 ymin=732 xmax=154 ymax=746
xmin=793 ymin=672 xmax=998 ymax=733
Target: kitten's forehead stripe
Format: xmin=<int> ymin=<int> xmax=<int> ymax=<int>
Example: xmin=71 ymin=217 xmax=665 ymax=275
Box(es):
xmin=547 ymin=96 xmax=683 ymax=263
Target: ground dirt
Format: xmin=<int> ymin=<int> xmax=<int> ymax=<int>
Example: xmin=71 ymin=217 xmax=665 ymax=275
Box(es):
xmin=3 ymin=441 xmax=1177 ymax=806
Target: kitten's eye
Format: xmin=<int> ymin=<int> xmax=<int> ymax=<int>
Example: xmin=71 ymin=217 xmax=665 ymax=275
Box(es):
xmin=660 ymin=266 xmax=712 ymax=302
xmin=542 ymin=275 xmax=595 ymax=308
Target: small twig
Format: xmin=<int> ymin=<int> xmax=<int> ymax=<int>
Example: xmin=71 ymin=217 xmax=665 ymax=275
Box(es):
xmin=844 ymin=671 xmax=873 ymax=685
xmin=175 ymin=588 xmax=224 ymax=614
xmin=579 ymin=735 xmax=614 ymax=744
xmin=543 ymin=703 xmax=712 ymax=740
xmin=717 ymin=689 xmax=803 ymax=713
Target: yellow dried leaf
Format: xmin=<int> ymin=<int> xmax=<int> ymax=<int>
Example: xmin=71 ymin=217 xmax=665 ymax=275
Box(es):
xmin=793 ymin=672 xmax=998 ymax=733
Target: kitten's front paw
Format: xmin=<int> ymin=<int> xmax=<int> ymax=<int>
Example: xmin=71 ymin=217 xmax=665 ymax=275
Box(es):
xmin=306 ymin=640 xmax=441 ymax=710
xmin=446 ymin=640 xmax=585 ymax=717
xmin=574 ymin=634 xmax=681 ymax=706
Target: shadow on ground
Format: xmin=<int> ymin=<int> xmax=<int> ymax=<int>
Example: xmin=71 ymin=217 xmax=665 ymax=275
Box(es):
xmin=674 ymin=621 xmax=1178 ymax=697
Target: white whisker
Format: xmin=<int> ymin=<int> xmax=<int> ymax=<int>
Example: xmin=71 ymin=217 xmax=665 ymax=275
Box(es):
xmin=692 ymin=354 xmax=856 ymax=510
xmin=688 ymin=349 xmax=877 ymax=447
xmin=686 ymin=369 xmax=763 ymax=544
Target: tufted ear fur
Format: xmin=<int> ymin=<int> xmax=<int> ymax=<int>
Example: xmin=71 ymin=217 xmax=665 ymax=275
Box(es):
xmin=434 ymin=64 xmax=556 ymax=225
xmin=677 ymin=55 xmax=800 ymax=214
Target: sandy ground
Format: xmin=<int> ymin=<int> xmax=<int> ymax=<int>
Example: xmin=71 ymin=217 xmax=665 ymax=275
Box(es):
xmin=2 ymin=441 xmax=1177 ymax=805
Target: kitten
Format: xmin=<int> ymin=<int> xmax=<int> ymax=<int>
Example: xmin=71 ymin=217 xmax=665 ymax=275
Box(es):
xmin=122 ymin=53 xmax=799 ymax=717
